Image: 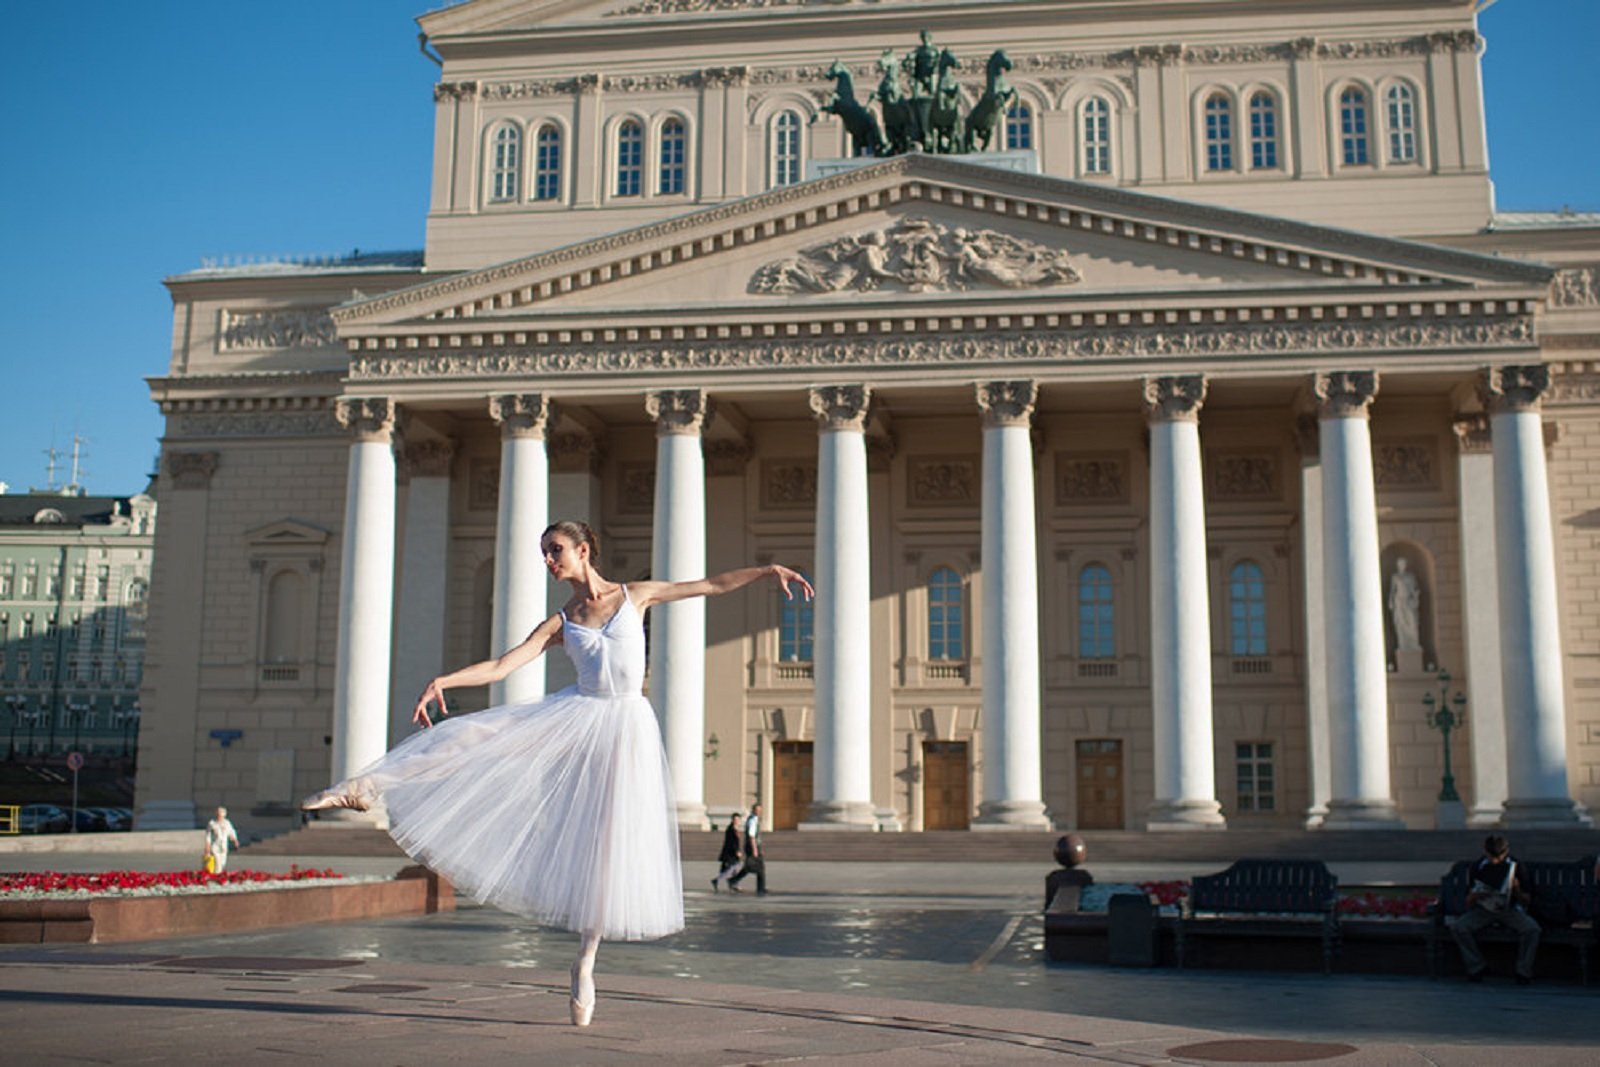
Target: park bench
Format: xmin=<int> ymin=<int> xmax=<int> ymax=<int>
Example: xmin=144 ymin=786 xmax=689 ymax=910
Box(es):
xmin=1428 ymin=856 xmax=1598 ymax=985
xmin=1175 ymin=859 xmax=1340 ymax=974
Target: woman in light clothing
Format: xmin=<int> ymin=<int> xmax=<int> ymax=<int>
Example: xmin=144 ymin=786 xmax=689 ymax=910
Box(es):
xmin=205 ymin=807 xmax=240 ymax=873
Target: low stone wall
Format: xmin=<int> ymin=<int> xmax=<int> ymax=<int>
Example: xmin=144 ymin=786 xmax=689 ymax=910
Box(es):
xmin=0 ymin=830 xmax=204 ymax=855
xmin=0 ymin=866 xmax=452 ymax=944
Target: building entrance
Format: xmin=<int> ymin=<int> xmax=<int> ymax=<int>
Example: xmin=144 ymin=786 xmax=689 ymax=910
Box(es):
xmin=771 ymin=740 xmax=813 ymax=830
xmin=1075 ymin=739 xmax=1125 ymax=830
xmin=922 ymin=741 xmax=970 ymax=830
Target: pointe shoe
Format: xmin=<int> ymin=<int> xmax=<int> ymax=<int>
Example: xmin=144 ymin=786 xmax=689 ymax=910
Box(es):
xmin=569 ymin=962 xmax=594 ymax=1027
xmin=300 ymin=787 xmax=370 ymax=813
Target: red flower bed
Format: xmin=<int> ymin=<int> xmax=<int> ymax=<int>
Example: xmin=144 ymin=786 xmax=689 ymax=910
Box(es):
xmin=1139 ymin=879 xmax=1433 ymax=918
xmin=0 ymin=866 xmax=343 ymax=895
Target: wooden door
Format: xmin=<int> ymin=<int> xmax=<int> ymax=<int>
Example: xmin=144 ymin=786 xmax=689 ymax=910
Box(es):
xmin=922 ymin=741 xmax=970 ymax=830
xmin=771 ymin=741 xmax=813 ymax=830
xmin=1075 ymin=739 xmax=1124 ymax=830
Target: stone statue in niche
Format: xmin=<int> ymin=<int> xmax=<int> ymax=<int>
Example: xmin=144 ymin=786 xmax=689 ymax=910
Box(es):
xmin=1389 ymin=557 xmax=1422 ymax=654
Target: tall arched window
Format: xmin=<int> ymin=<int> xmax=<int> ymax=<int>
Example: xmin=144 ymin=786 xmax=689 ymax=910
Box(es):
xmin=1082 ymin=97 xmax=1111 ymax=175
xmin=264 ymin=571 xmax=303 ymax=664
xmin=533 ymin=124 xmax=562 ymax=201
xmin=615 ymin=120 xmax=643 ymax=197
xmin=1005 ymin=102 xmax=1033 ymax=151
xmin=658 ymin=118 xmax=686 ymax=195
xmin=1386 ymin=83 xmax=1417 ymax=163
xmin=1077 ymin=565 xmax=1115 ymax=659
xmin=772 ymin=109 xmax=802 ymax=187
xmin=926 ymin=567 xmax=964 ymax=660
xmin=1204 ymin=94 xmax=1233 ymax=172
xmin=779 ymin=572 xmax=814 ymax=662
xmin=1248 ymin=91 xmax=1279 ymax=169
xmin=490 ymin=124 xmax=520 ymax=202
xmin=1340 ymin=87 xmax=1371 ymax=165
xmin=1228 ymin=561 xmax=1267 ymax=656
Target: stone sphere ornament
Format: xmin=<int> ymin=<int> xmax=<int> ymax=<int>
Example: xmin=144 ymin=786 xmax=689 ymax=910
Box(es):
xmin=1054 ymin=833 xmax=1087 ymax=868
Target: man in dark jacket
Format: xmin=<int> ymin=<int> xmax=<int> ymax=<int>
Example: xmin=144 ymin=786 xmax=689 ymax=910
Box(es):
xmin=1451 ymin=833 xmax=1540 ymax=984
xmin=712 ymin=812 xmax=743 ymax=892
xmin=728 ymin=803 xmax=767 ymax=895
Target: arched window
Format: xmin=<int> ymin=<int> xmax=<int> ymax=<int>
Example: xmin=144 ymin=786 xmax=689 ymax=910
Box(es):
xmin=490 ymin=124 xmax=520 ymax=202
xmin=772 ymin=109 xmax=802 ymax=187
xmin=1248 ymin=91 xmax=1279 ymax=169
xmin=1228 ymin=561 xmax=1267 ymax=656
xmin=615 ymin=120 xmax=643 ymax=197
xmin=1340 ymin=87 xmax=1370 ymax=165
xmin=658 ymin=118 xmax=686 ymax=195
xmin=1386 ymin=83 xmax=1417 ymax=163
xmin=779 ymin=572 xmax=814 ymax=662
xmin=263 ymin=571 xmax=302 ymax=664
xmin=533 ymin=124 xmax=562 ymax=201
xmin=1082 ymin=97 xmax=1111 ymax=175
xmin=1005 ymin=102 xmax=1033 ymax=151
xmin=1077 ymin=565 xmax=1115 ymax=659
xmin=1204 ymin=94 xmax=1233 ymax=172
xmin=926 ymin=567 xmax=964 ymax=660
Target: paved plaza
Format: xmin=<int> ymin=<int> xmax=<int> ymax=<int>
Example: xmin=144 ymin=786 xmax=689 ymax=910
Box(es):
xmin=2 ymin=851 xmax=1597 ymax=1064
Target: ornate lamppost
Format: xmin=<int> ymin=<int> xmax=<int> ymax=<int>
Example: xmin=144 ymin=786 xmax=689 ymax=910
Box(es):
xmin=1423 ymin=670 xmax=1467 ymax=827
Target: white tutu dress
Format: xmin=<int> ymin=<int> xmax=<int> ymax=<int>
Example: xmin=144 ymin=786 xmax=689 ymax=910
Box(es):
xmin=337 ymin=588 xmax=683 ymax=941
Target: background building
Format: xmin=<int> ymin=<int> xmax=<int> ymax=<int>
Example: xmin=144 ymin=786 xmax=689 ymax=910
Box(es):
xmin=134 ymin=0 xmax=1599 ymax=836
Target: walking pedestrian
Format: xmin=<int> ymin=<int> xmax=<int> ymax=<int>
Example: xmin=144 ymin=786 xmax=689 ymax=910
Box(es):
xmin=728 ymin=802 xmax=767 ymax=895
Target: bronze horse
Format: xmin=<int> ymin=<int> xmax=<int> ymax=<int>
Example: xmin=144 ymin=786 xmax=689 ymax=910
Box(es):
xmin=963 ymin=49 xmax=1015 ymax=153
xmin=824 ymin=61 xmax=884 ymax=157
xmin=925 ymin=48 xmax=965 ymax=155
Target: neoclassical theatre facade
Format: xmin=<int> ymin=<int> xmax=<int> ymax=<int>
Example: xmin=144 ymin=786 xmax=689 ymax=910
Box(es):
xmin=134 ymin=0 xmax=1600 ymax=835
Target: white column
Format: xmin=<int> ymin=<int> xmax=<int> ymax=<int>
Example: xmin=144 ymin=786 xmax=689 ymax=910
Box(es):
xmin=488 ymin=394 xmax=550 ymax=707
xmin=546 ymin=426 xmax=605 ymax=694
xmin=1452 ymin=415 xmax=1508 ymax=827
xmin=1298 ymin=420 xmax=1331 ymax=827
xmin=802 ymin=385 xmax=875 ymax=829
xmin=646 ymin=389 xmax=711 ymax=830
xmin=391 ymin=438 xmax=455 ymax=746
xmin=973 ymin=381 xmax=1051 ymax=830
xmin=1484 ymin=366 xmax=1583 ymax=826
xmin=1144 ymin=376 xmax=1225 ymax=830
xmin=1314 ymin=372 xmax=1404 ymax=829
xmin=331 ymin=398 xmax=398 ymax=794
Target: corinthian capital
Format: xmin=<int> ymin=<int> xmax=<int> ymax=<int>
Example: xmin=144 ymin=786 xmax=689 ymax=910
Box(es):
xmin=809 ymin=384 xmax=872 ymax=432
xmin=488 ymin=394 xmax=550 ymax=439
xmin=164 ymin=450 xmax=219 ymax=490
xmin=334 ymin=397 xmax=396 ymax=441
xmin=1313 ymin=371 xmax=1379 ymax=420
xmin=1481 ymin=365 xmax=1551 ymax=415
xmin=645 ymin=389 xmax=711 ymax=436
xmin=976 ymin=380 xmax=1038 ymax=428
xmin=1142 ymin=375 xmax=1207 ymax=423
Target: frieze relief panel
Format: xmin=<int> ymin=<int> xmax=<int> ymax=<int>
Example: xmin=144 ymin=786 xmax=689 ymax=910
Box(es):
xmin=1056 ymin=452 xmax=1128 ymax=505
xmin=908 ymin=456 xmax=977 ymax=507
xmin=168 ymin=411 xmax=341 ymax=439
xmin=618 ymin=463 xmax=657 ymax=514
xmin=1551 ymin=267 xmax=1599 ymax=308
xmin=1373 ymin=438 xmax=1439 ymax=491
xmin=1207 ymin=450 xmax=1280 ymax=502
xmin=219 ymin=308 xmax=338 ymax=351
xmin=468 ymin=459 xmax=500 ymax=511
xmin=751 ymin=217 xmax=1082 ymax=295
xmin=761 ymin=460 xmax=818 ymax=510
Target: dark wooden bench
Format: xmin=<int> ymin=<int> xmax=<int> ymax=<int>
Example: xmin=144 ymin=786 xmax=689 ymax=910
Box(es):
xmin=1175 ymin=859 xmax=1340 ymax=974
xmin=1428 ymin=856 xmax=1598 ymax=984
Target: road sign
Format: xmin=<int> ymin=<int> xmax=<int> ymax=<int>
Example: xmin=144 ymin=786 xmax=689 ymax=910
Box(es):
xmin=66 ymin=751 xmax=85 ymax=771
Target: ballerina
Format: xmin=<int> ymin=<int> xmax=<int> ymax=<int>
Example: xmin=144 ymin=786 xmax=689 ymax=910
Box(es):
xmin=303 ymin=519 xmax=813 ymax=1027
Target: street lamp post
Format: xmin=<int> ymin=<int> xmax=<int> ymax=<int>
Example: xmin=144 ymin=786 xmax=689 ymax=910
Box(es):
xmin=2 ymin=694 xmax=22 ymax=761
xmin=1423 ymin=670 xmax=1467 ymax=827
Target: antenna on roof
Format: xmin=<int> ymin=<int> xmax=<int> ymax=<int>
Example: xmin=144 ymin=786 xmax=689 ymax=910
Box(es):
xmin=65 ymin=434 xmax=89 ymax=497
xmin=42 ymin=444 xmax=61 ymax=492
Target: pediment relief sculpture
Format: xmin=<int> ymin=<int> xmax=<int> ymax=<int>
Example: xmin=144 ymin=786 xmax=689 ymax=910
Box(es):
xmin=750 ymin=217 xmax=1081 ymax=295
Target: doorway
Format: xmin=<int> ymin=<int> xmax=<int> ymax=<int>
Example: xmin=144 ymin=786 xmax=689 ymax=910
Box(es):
xmin=921 ymin=740 xmax=970 ymax=830
xmin=1075 ymin=738 xmax=1124 ymax=830
xmin=771 ymin=740 xmax=813 ymax=830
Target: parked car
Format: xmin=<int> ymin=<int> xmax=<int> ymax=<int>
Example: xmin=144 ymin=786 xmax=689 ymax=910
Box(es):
xmin=69 ymin=808 xmax=107 ymax=832
xmin=18 ymin=804 xmax=70 ymax=834
xmin=87 ymin=807 xmax=132 ymax=831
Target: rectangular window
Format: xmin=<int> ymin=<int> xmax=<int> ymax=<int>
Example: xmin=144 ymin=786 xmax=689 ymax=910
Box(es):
xmin=97 ymin=566 xmax=110 ymax=601
xmin=1249 ymin=96 xmax=1278 ymax=169
xmin=1082 ymin=99 xmax=1111 ymax=175
xmin=1235 ymin=742 xmax=1275 ymax=812
xmin=1340 ymin=91 xmax=1370 ymax=165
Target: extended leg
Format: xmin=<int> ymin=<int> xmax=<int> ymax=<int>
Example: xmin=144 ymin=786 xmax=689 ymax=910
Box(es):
xmin=1451 ymin=909 xmax=1492 ymax=978
xmin=570 ymin=930 xmax=601 ymax=1026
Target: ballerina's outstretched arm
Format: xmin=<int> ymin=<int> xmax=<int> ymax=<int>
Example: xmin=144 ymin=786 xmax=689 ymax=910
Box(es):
xmin=412 ymin=613 xmax=565 ymax=727
xmin=631 ymin=563 xmax=814 ymax=611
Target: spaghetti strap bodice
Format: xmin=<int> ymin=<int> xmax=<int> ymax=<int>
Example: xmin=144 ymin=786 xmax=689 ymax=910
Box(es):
xmin=562 ymin=587 xmax=645 ymax=697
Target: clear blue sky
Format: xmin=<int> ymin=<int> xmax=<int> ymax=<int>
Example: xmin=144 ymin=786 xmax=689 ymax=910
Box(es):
xmin=3 ymin=0 xmax=1596 ymax=497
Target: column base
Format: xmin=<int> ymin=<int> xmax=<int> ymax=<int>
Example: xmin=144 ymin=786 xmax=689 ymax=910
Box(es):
xmin=1302 ymin=804 xmax=1329 ymax=830
xmin=874 ymin=807 xmax=904 ymax=832
xmin=1501 ymin=797 xmax=1588 ymax=828
xmin=1319 ymin=798 xmax=1405 ymax=830
xmin=675 ymin=801 xmax=710 ymax=832
xmin=798 ymin=800 xmax=878 ymax=831
xmin=1145 ymin=799 xmax=1226 ymax=831
xmin=1434 ymin=799 xmax=1467 ymax=830
xmin=1467 ymin=804 xmax=1505 ymax=829
xmin=972 ymin=800 xmax=1053 ymax=831
xmin=133 ymin=799 xmax=199 ymax=830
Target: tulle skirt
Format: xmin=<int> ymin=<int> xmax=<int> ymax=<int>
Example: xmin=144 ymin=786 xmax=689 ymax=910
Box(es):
xmin=345 ymin=686 xmax=683 ymax=941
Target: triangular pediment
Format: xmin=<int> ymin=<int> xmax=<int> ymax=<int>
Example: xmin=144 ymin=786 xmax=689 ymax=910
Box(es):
xmin=245 ymin=519 xmax=330 ymax=548
xmin=418 ymin=0 xmax=908 ymax=35
xmin=335 ymin=155 xmax=1551 ymax=333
